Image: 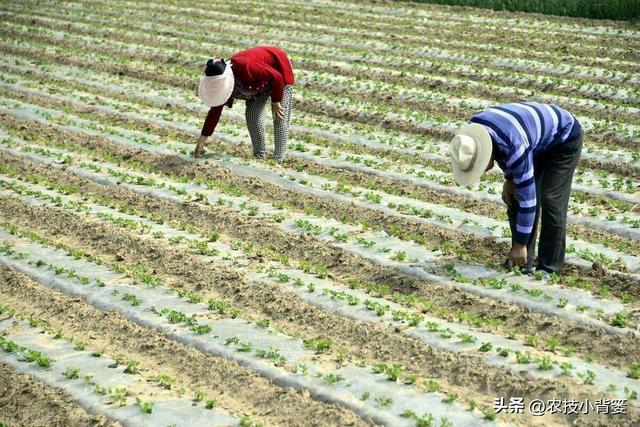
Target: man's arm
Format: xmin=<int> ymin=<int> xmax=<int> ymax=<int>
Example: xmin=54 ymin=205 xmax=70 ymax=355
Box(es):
xmin=507 ymin=147 xmax=536 ymax=266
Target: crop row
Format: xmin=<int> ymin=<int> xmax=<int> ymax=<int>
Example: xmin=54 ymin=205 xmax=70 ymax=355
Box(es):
xmin=3 ymin=139 xmax=640 ymax=422
xmin=0 ymin=128 xmax=636 ymax=333
xmin=30 ymin=0 xmax=640 ymax=62
xmin=0 ymin=311 xmax=240 ymax=425
xmin=2 ymin=15 xmax=636 ymax=155
xmin=1 ymin=160 xmax=640 ymax=423
xmin=7 ymin=0 xmax=639 ymax=79
xmin=0 ymin=224 xmax=500 ymax=426
xmin=1 ymin=60 xmax=637 ymax=234
xmin=1 ymin=169 xmax=639 ymax=377
xmin=3 ymin=5 xmax=639 ymax=112
xmin=1 ymin=51 xmax=637 ymax=177
xmin=1 ymin=78 xmax=637 ymax=264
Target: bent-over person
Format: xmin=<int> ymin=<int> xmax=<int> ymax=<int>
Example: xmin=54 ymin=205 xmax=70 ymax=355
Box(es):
xmin=195 ymin=46 xmax=295 ymax=164
xmin=449 ymin=102 xmax=582 ymax=275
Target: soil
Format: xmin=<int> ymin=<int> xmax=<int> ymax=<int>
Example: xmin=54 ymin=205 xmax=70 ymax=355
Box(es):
xmin=0 ymin=266 xmax=369 ymax=427
xmin=0 ymin=363 xmax=115 ymax=427
xmin=4 ymin=22 xmax=640 ymax=138
xmin=2 ymin=113 xmax=638 ymax=301
xmin=2 ymin=156 xmax=640 ymax=380
xmin=1 ymin=5 xmax=639 ymax=426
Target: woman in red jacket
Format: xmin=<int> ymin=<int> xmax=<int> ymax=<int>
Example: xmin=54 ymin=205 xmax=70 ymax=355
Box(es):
xmin=195 ymin=46 xmax=295 ymax=165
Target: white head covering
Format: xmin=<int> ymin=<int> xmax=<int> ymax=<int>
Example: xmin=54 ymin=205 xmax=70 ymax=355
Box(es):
xmin=449 ymin=123 xmax=493 ymax=186
xmin=198 ymin=62 xmax=235 ymax=107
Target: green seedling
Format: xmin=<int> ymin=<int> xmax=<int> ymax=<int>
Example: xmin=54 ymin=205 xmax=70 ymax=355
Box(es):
xmin=225 ymin=337 xmax=240 ymax=346
xmin=124 ymin=360 xmax=141 ymax=374
xmin=384 ymin=363 xmax=404 ymax=382
xmin=578 ymin=370 xmax=596 ymax=385
xmin=479 ymin=342 xmax=492 ymax=352
xmin=336 ymin=348 xmax=348 ymax=364
xmin=324 ymin=373 xmax=344 ymax=385
xmin=563 ymin=345 xmax=577 ymax=357
xmin=627 ymin=363 xmax=640 ymax=379
xmin=545 ymin=337 xmax=560 ymax=353
xmin=457 ymin=333 xmax=476 ymax=343
xmin=63 ymin=367 xmax=80 ymax=379
xmin=416 ymin=413 xmax=436 ymax=427
xmin=205 ymin=399 xmax=219 ymax=409
xmin=496 ymin=347 xmax=511 ymax=357
xmin=515 ymin=352 xmax=532 ymax=364
xmin=404 ymin=373 xmax=417 ymax=385
xmin=192 ymin=324 xmax=212 ymax=335
xmin=208 ymin=299 xmax=240 ymax=318
xmin=393 ymin=250 xmax=407 ymax=261
xmin=303 ymin=338 xmax=332 ymax=354
xmin=612 ymin=313 xmax=631 ymax=328
xmin=443 ymin=393 xmax=458 ymax=404
xmin=194 ymin=391 xmax=207 ymax=402
xmin=109 ymin=387 xmax=128 ymax=406
xmin=482 ymin=407 xmax=497 ymax=421
xmin=523 ymin=335 xmax=539 ymax=348
xmin=148 ymin=374 xmax=174 ymax=390
xmin=123 ymin=293 xmax=142 ymax=306
xmin=136 ymin=398 xmax=154 ymax=414
xmin=237 ymin=342 xmax=253 ymax=352
xmin=560 ymin=362 xmax=573 ymax=376
xmin=376 ymin=395 xmax=393 ymax=407
xmin=538 ymin=356 xmax=553 ymax=371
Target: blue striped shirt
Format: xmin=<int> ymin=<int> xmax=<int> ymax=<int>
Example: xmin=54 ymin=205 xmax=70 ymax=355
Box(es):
xmin=469 ymin=102 xmax=581 ymax=245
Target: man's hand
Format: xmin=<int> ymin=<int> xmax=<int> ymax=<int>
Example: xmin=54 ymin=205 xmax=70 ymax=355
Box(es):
xmin=194 ymin=135 xmax=207 ymax=158
xmin=272 ymin=102 xmax=284 ymax=119
xmin=508 ymin=243 xmax=527 ymax=267
xmin=502 ymin=179 xmax=517 ymax=207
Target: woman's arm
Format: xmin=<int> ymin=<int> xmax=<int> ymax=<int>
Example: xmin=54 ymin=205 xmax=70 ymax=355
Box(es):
xmin=195 ymin=105 xmax=224 ymax=157
xmin=201 ymin=105 xmax=224 ymax=137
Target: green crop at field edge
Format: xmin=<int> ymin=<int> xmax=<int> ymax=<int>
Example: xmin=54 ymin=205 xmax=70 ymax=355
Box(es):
xmin=403 ymin=0 xmax=640 ymax=20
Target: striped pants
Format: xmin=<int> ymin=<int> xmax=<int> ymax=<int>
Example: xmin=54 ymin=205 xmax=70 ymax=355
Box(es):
xmin=245 ymin=85 xmax=294 ymax=164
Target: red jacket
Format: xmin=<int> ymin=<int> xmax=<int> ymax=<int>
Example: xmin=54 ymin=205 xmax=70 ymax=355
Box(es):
xmin=201 ymin=46 xmax=294 ymax=137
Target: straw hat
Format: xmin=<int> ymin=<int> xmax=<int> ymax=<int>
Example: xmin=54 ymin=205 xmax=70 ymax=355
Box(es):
xmin=449 ymin=123 xmax=493 ymax=186
xmin=198 ymin=61 xmax=235 ymax=107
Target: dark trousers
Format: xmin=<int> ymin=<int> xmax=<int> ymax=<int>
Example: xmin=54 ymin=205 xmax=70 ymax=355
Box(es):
xmin=507 ymin=133 xmax=583 ymax=274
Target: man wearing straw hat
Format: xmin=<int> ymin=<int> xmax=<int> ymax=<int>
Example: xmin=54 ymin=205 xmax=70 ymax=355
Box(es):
xmin=195 ymin=46 xmax=295 ymax=165
xmin=449 ymin=102 xmax=582 ymax=275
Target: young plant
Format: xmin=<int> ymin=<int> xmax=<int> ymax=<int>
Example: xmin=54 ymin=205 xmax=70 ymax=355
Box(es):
xmin=192 ymin=324 xmax=212 ymax=335
xmin=578 ymin=370 xmax=596 ymax=385
xmin=124 ymin=360 xmax=141 ymax=374
xmin=148 ymin=374 xmax=174 ymax=390
xmin=109 ymin=387 xmax=128 ymax=406
xmin=384 ymin=363 xmax=405 ymax=382
xmin=376 ymin=395 xmax=393 ymax=407
xmin=303 ymin=338 xmax=332 ymax=354
xmin=324 ymin=373 xmax=344 ymax=385
xmin=627 ymin=363 xmax=640 ymax=380
xmin=136 ymin=398 xmax=154 ymax=414
xmin=478 ymin=342 xmax=493 ymax=352
xmin=63 ymin=367 xmax=80 ymax=379
xmin=443 ymin=393 xmax=458 ymax=404
xmin=538 ymin=356 xmax=553 ymax=371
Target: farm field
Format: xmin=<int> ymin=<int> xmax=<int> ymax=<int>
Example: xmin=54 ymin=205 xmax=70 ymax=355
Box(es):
xmin=0 ymin=0 xmax=639 ymax=426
